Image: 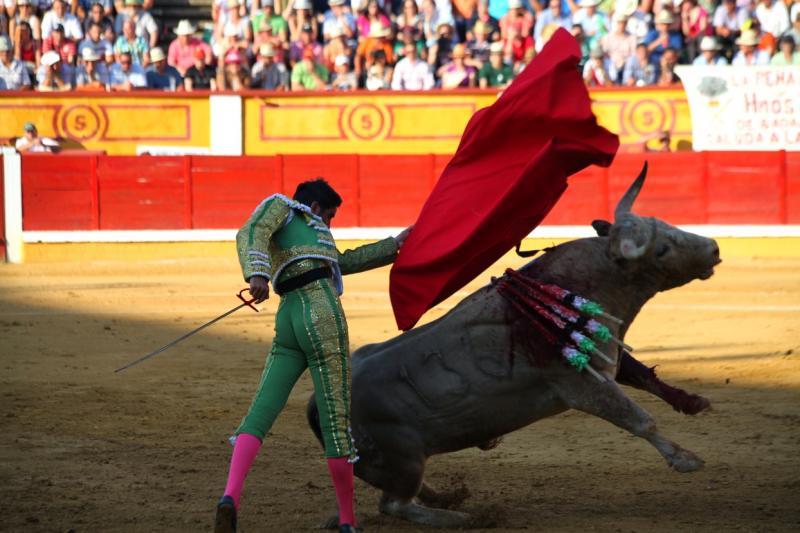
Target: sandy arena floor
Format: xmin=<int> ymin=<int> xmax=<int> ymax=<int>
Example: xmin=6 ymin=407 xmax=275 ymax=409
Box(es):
xmin=1 ymin=238 xmax=799 ymax=532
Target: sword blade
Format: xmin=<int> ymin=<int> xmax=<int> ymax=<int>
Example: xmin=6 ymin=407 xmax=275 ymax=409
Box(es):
xmin=114 ymin=301 xmax=250 ymax=373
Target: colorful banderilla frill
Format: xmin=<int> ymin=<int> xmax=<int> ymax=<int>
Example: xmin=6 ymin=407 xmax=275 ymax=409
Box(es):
xmin=494 ymin=268 xmax=633 ymax=382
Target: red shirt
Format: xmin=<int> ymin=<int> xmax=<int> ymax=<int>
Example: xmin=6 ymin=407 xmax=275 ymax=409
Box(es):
xmin=41 ymin=36 xmax=77 ymax=64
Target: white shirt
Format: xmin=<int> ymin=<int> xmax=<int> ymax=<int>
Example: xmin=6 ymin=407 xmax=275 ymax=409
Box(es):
xmin=0 ymin=59 xmax=32 ymax=90
xmin=108 ymin=62 xmax=147 ymax=87
xmin=41 ymin=11 xmax=84 ymax=40
xmin=731 ymin=49 xmax=771 ymax=65
xmin=755 ymin=0 xmax=791 ymax=37
xmin=391 ymin=56 xmax=434 ymax=90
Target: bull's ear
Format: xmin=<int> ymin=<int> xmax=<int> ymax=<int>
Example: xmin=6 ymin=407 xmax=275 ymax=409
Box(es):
xmin=592 ymin=219 xmax=612 ymax=236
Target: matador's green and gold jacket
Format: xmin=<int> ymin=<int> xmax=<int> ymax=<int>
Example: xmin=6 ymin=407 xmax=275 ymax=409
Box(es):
xmin=236 ymin=194 xmax=398 ymax=295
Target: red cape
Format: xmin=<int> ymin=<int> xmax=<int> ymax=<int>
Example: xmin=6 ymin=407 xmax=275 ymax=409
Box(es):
xmin=389 ymin=29 xmax=619 ymax=331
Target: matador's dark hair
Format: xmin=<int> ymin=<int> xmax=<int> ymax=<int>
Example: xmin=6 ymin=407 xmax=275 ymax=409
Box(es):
xmin=293 ymin=178 xmax=343 ymax=210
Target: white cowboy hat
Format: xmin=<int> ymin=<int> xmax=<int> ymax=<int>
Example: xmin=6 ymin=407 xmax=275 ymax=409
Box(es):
xmin=615 ymin=0 xmax=637 ymax=16
xmin=508 ymin=0 xmax=524 ymax=9
xmin=175 ymin=19 xmax=196 ymax=36
xmin=259 ymin=43 xmax=276 ymax=56
xmin=654 ymin=9 xmax=674 ymax=25
xmin=149 ymin=46 xmax=166 ymax=62
xmin=699 ymin=35 xmax=720 ymax=51
xmin=578 ymin=0 xmax=601 ymax=8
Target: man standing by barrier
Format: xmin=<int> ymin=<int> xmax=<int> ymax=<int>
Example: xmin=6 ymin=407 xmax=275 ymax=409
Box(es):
xmin=215 ymin=179 xmax=411 ymax=533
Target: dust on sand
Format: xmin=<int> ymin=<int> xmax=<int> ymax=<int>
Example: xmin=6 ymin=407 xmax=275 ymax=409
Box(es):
xmin=0 ymin=245 xmax=798 ymax=532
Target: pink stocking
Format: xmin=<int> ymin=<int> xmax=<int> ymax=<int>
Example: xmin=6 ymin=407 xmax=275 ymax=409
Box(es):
xmin=223 ymin=433 xmax=262 ymax=508
xmin=327 ymin=457 xmax=356 ymax=526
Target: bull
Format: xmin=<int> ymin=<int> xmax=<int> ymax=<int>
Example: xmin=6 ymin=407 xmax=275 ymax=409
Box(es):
xmin=308 ymin=164 xmax=721 ymax=527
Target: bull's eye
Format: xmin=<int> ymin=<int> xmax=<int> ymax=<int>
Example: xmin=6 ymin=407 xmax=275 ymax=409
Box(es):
xmin=656 ymin=243 xmax=670 ymax=258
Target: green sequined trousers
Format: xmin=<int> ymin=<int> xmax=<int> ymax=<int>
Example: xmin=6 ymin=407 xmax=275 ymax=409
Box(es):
xmin=236 ymin=276 xmax=354 ymax=459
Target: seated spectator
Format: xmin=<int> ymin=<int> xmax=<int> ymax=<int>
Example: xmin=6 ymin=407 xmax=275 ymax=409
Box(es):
xmin=75 ymin=47 xmax=109 ymax=89
xmin=36 ymin=49 xmax=72 ymax=90
xmin=251 ymin=42 xmax=288 ymax=89
xmin=428 ymin=20 xmax=455 ymax=70
xmin=583 ymin=45 xmax=611 ymax=87
xmin=15 ymin=122 xmax=59 ymax=152
xmin=437 ymin=43 xmax=476 ymax=88
xmin=656 ymin=46 xmax=678 ymax=86
xmin=184 ymin=47 xmax=217 ymax=90
xmin=79 ymin=21 xmax=113 ymax=63
xmin=218 ymin=0 xmax=252 ymax=48
xmin=41 ymin=0 xmax=83 ymax=40
xmin=0 ymin=34 xmax=32 ymax=89
xmin=452 ymin=0 xmax=477 ymax=42
xmin=534 ymin=0 xmax=571 ymax=44
xmin=396 ymin=0 xmax=423 ymax=36
xmin=113 ymin=18 xmax=148 ymax=65
xmin=168 ymin=20 xmax=211 ymax=76
xmin=770 ymin=34 xmax=800 ymax=64
xmin=692 ymin=35 xmax=729 ymax=65
xmin=787 ymin=11 xmax=800 ymax=46
xmin=286 ymin=0 xmax=318 ymax=42
xmin=644 ymin=10 xmax=683 ymax=67
xmin=108 ymin=50 xmax=146 ymax=89
xmin=289 ymin=22 xmax=322 ymax=66
xmin=499 ymin=0 xmax=533 ymax=42
xmin=391 ymin=40 xmax=434 ymax=89
xmin=570 ymin=22 xmax=590 ymax=62
xmin=755 ymin=0 xmax=790 ymax=41
xmin=251 ymin=0 xmax=289 ymax=43
xmin=114 ymin=0 xmax=158 ymax=49
xmin=732 ymin=28 xmax=771 ymax=64
xmin=13 ymin=20 xmax=38 ymax=75
xmin=330 ymin=53 xmax=357 ymax=90
xmin=12 ymin=0 xmax=41 ymax=42
xmin=75 ymin=0 xmax=114 ymax=19
xmin=503 ymin=24 xmax=533 ymax=70
xmin=365 ymin=48 xmax=392 ymax=89
xmin=421 ymin=0 xmax=443 ymax=47
xmin=322 ymin=25 xmax=350 ymax=69
xmin=217 ymin=47 xmax=249 ymax=89
xmin=393 ymin=26 xmax=425 ymax=61
xmin=625 ymin=0 xmax=653 ymax=43
xmin=82 ymin=1 xmax=114 ymax=38
xmin=252 ymin=19 xmax=285 ymax=64
xmin=322 ymin=0 xmax=356 ymax=46
xmin=478 ymin=40 xmax=513 ymax=88
xmin=466 ymin=19 xmax=492 ymax=65
xmin=356 ymin=0 xmax=391 ymax=40
xmin=601 ymin=12 xmax=636 ymax=84
xmin=41 ymin=24 xmax=78 ymax=65
xmin=145 ymin=46 xmax=182 ymax=90
xmin=467 ymin=0 xmax=499 ymax=42
xmin=623 ymin=42 xmax=658 ymax=86
xmin=573 ymin=0 xmax=608 ymax=51
xmin=680 ymin=0 xmax=709 ymax=62
xmin=713 ymin=0 xmax=748 ymax=55
xmin=355 ymin=22 xmax=393 ymax=78
xmin=291 ymin=44 xmax=329 ymax=90
xmin=746 ymin=18 xmax=778 ymax=57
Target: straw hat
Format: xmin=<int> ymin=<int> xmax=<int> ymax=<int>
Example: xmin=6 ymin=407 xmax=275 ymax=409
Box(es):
xmin=149 ymin=46 xmax=166 ymax=62
xmin=174 ymin=19 xmax=196 ymax=36
xmin=81 ymin=47 xmax=100 ymax=61
xmin=451 ymin=43 xmax=466 ymax=58
xmin=699 ymin=35 xmax=720 ymax=51
xmin=654 ymin=10 xmax=674 ymax=25
xmin=41 ymin=50 xmax=61 ymax=66
xmin=489 ymin=41 xmax=504 ymax=54
xmin=334 ymin=54 xmax=349 ymax=66
xmin=294 ymin=0 xmax=311 ymax=9
xmin=508 ymin=0 xmax=523 ymax=9
xmin=736 ymin=29 xmax=760 ymax=46
xmin=612 ymin=12 xmax=628 ymax=24
xmin=259 ymin=43 xmax=275 ymax=56
xmin=615 ymin=0 xmax=637 ymax=16
xmin=578 ymin=0 xmax=601 ymax=8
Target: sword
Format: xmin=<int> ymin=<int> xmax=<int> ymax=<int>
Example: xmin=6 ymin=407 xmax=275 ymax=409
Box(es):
xmin=114 ymin=289 xmax=260 ymax=373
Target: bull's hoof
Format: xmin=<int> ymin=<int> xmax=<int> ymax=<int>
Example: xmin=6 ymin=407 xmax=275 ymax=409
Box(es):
xmin=668 ymin=448 xmax=705 ymax=473
xmin=674 ymin=393 xmax=711 ymax=415
xmin=380 ymin=495 xmax=471 ymax=528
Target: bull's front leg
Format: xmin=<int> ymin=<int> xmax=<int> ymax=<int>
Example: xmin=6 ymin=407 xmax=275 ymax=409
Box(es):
xmin=552 ymin=377 xmax=704 ymax=473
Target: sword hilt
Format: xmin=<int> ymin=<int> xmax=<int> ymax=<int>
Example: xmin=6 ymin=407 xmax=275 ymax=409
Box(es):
xmin=237 ymin=288 xmax=260 ymax=312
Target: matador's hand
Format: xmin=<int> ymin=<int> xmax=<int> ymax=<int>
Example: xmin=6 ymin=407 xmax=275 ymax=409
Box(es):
xmin=395 ymin=225 xmax=414 ymax=249
xmin=249 ymin=276 xmax=270 ymax=303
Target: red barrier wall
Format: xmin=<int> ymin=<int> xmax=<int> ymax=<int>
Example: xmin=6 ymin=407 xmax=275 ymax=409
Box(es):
xmin=18 ymin=151 xmax=797 ymax=231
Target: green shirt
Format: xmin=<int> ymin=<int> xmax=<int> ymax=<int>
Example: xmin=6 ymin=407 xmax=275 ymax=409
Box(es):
xmin=770 ymin=52 xmax=800 ymax=66
xmin=479 ymin=62 xmax=515 ymax=87
xmin=291 ymin=61 xmax=329 ymax=90
xmin=251 ymin=12 xmax=288 ymax=36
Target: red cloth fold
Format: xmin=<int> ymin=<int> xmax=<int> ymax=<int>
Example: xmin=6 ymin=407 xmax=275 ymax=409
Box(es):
xmin=389 ymin=28 xmax=619 ymax=331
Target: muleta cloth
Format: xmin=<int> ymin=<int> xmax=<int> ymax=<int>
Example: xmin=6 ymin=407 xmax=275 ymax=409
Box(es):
xmin=389 ymin=28 xmax=619 ymax=331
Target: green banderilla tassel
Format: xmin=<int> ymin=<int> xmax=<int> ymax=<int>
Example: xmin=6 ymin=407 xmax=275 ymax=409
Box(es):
xmin=571 ymin=331 xmax=596 ymax=353
xmin=586 ymin=319 xmax=612 ymax=342
xmin=562 ymin=347 xmax=590 ymax=371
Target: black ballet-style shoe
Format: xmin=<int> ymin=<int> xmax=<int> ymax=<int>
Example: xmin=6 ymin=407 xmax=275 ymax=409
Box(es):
xmin=339 ymin=524 xmax=363 ymax=533
xmin=214 ymin=495 xmax=237 ymax=533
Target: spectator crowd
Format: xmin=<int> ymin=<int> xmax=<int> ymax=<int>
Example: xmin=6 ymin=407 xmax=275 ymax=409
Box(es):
xmin=0 ymin=0 xmax=798 ymax=91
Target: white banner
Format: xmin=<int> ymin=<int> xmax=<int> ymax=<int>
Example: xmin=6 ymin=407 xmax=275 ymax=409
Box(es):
xmin=675 ymin=66 xmax=800 ymax=151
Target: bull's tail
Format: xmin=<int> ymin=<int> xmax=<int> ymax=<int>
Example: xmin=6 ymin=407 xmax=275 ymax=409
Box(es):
xmin=305 ymin=394 xmax=325 ymax=449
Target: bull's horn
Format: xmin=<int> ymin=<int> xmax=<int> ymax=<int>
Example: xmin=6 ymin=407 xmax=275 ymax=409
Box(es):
xmin=614 ymin=161 xmax=648 ymax=218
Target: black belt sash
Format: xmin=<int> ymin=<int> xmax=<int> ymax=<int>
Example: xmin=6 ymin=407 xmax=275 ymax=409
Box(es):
xmin=275 ymin=266 xmax=332 ymax=294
